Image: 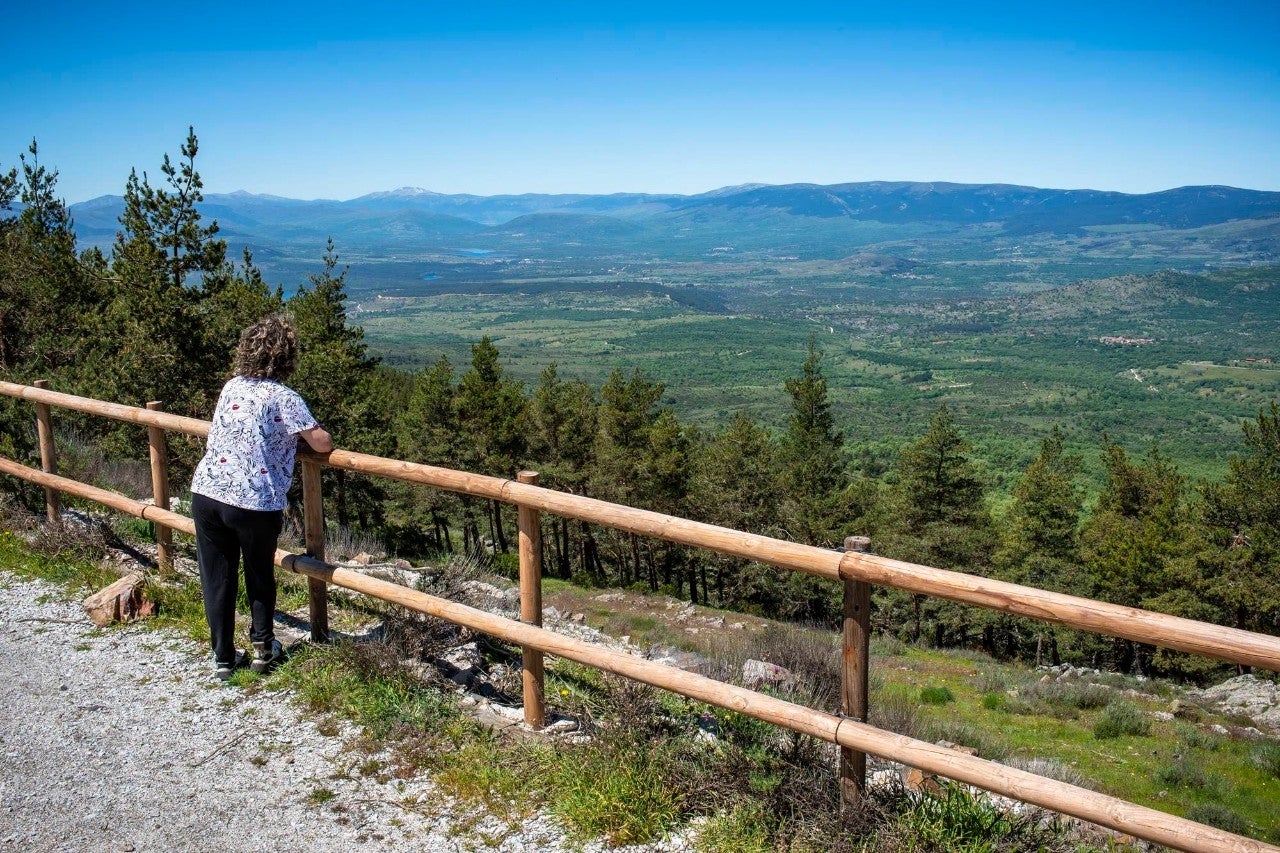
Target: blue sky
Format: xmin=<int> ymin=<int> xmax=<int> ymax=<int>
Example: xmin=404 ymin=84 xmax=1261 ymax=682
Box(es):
xmin=5 ymin=1 xmax=1278 ymax=202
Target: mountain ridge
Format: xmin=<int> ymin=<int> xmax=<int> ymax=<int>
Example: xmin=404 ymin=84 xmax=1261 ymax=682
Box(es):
xmin=54 ymin=180 xmax=1280 ymax=259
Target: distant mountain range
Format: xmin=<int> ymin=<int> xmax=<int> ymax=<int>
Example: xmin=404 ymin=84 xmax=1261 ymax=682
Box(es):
xmin=60 ymin=181 xmax=1280 ymax=261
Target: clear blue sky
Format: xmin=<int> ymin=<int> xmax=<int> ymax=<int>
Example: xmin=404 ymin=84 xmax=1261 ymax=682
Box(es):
xmin=5 ymin=1 xmax=1278 ymax=203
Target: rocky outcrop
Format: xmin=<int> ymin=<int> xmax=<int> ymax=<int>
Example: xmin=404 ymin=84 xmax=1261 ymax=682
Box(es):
xmin=1193 ymin=675 xmax=1280 ymax=731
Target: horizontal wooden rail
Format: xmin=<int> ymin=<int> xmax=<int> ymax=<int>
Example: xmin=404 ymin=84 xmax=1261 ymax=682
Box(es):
xmin=3 ymin=381 xmax=1279 ymax=672
xmin=0 ymin=454 xmax=1273 ymax=853
xmin=0 ymin=381 xmax=210 ymax=438
xmin=837 ymin=552 xmax=1280 ymax=672
xmin=318 ymin=449 xmax=1280 ymax=672
xmin=321 ymin=447 xmax=844 ymax=579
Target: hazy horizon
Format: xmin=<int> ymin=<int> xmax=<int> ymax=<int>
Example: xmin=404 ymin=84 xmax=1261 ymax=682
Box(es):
xmin=57 ymin=178 xmax=1280 ymax=209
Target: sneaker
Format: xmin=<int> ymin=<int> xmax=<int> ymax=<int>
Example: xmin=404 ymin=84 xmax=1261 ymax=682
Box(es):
xmin=251 ymin=638 xmax=284 ymax=674
xmin=214 ymin=650 xmax=249 ymax=681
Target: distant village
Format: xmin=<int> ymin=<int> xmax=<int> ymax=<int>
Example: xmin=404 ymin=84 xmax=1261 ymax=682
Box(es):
xmin=1098 ymin=335 xmax=1275 ymax=364
xmin=1098 ymin=335 xmax=1155 ymax=346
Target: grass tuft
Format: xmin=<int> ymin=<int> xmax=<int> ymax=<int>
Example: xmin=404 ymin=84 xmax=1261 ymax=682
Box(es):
xmin=548 ymin=740 xmax=684 ymax=846
xmin=1250 ymin=741 xmax=1280 ymax=779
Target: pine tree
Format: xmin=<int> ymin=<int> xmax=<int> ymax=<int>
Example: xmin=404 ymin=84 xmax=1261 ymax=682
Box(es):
xmin=879 ymin=403 xmax=993 ymax=645
xmin=778 ymin=337 xmax=848 ymax=546
xmin=113 ymin=127 xmax=224 ymax=291
xmin=0 ymin=141 xmax=98 ymax=465
xmin=691 ymin=411 xmax=783 ymax=608
xmin=527 ymin=363 xmax=598 ymax=578
xmin=640 ymin=407 xmax=692 ymax=595
xmin=96 ymin=128 xmax=231 ymax=417
xmin=593 ymin=367 xmax=664 ymax=504
xmin=1081 ymin=441 xmax=1187 ymax=673
xmin=454 ymin=336 xmax=526 ymax=553
xmin=1147 ymin=405 xmax=1280 ymax=674
xmin=0 ymin=140 xmax=92 ymax=377
xmin=896 ymin=404 xmax=985 ymax=531
xmin=1083 ymin=442 xmax=1185 ymax=608
xmin=393 ymin=356 xmax=463 ymax=552
xmin=592 ymin=367 xmax=664 ymax=586
xmin=995 ymin=427 xmax=1085 ymax=574
xmin=989 ymin=427 xmax=1087 ymax=661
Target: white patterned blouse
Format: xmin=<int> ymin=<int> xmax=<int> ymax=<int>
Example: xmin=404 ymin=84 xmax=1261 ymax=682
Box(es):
xmin=190 ymin=376 xmax=318 ymax=512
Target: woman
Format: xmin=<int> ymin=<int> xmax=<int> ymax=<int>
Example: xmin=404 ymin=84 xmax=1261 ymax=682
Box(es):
xmin=190 ymin=316 xmax=333 ymax=680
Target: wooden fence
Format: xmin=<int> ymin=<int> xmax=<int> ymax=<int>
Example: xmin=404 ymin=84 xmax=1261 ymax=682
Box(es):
xmin=1 ymin=379 xmax=1278 ymax=853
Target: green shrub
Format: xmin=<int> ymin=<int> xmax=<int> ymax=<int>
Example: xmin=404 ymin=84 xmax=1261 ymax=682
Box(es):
xmin=871 ymin=633 xmax=907 ymax=657
xmin=1154 ymin=756 xmax=1223 ymax=793
xmin=1185 ymin=803 xmax=1253 ymax=836
xmin=491 ymin=551 xmax=519 ymax=579
xmin=1093 ymin=701 xmax=1150 ymax=739
xmin=919 ymin=686 xmax=955 ymax=705
xmin=887 ymin=781 xmax=1072 ymax=851
xmin=1177 ymin=724 xmax=1222 ymax=752
xmin=1071 ymin=683 xmax=1114 ymax=710
xmin=982 ymin=692 xmax=1007 ymax=711
xmin=1002 ymin=756 xmax=1092 ymax=788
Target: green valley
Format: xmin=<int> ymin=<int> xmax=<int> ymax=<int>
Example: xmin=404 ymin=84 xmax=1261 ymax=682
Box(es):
xmin=351 ymin=258 xmax=1280 ymax=487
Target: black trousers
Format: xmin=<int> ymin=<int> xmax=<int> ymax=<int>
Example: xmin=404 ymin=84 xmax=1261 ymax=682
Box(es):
xmin=192 ymin=492 xmax=284 ymax=666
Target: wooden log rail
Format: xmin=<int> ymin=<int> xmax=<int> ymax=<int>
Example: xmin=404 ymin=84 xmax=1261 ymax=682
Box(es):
xmin=2 ymin=380 xmax=1279 ymax=853
xmin=0 ymin=454 xmax=1275 ymax=853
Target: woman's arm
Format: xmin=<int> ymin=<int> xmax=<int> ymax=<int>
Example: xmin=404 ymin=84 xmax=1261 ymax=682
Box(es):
xmin=297 ymin=425 xmax=334 ymax=453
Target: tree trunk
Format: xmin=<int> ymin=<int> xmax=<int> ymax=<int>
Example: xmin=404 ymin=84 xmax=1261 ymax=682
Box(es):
xmin=492 ymin=499 xmax=508 ymax=553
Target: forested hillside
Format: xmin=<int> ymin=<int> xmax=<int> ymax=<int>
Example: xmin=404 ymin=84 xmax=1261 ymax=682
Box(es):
xmin=2 ymin=133 xmax=1278 ymax=683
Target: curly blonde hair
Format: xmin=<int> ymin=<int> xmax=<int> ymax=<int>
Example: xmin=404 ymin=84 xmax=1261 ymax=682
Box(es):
xmin=234 ymin=315 xmax=298 ymax=380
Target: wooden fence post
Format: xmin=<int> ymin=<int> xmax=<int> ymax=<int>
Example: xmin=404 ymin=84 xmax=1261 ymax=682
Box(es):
xmin=301 ymin=458 xmax=329 ymax=643
xmin=517 ymin=470 xmax=546 ymax=729
xmin=32 ymin=380 xmax=60 ymax=524
xmin=145 ymin=402 xmax=173 ymax=575
xmin=841 ymin=535 xmax=873 ymax=807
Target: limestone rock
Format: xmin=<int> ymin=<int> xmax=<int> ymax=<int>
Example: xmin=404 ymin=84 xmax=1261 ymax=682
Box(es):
xmin=1194 ymin=675 xmax=1280 ymax=731
xmin=742 ymin=659 xmax=796 ymax=691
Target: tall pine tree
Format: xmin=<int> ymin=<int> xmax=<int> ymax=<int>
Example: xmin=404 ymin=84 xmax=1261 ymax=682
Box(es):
xmin=778 ymin=337 xmax=847 ymax=546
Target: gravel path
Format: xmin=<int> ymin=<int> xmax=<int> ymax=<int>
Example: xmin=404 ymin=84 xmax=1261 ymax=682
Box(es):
xmin=0 ymin=570 xmax=674 ymax=853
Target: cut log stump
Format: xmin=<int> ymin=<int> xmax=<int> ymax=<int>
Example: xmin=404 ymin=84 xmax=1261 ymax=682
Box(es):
xmin=83 ymin=572 xmax=155 ymax=627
